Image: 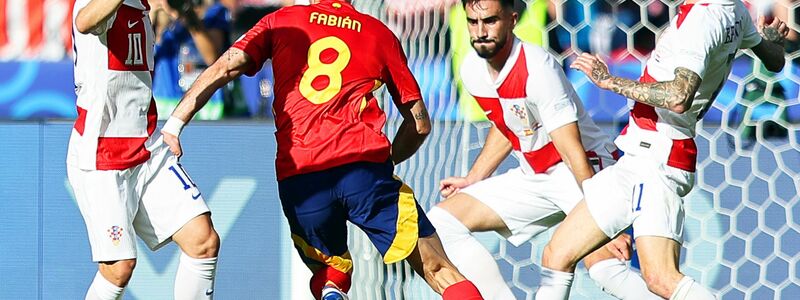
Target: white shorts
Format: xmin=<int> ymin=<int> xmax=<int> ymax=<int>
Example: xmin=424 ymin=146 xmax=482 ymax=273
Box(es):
xmin=460 ymin=163 xmax=585 ymax=246
xmin=67 ymin=137 xmax=210 ymax=262
xmin=584 ymin=154 xmax=694 ymax=242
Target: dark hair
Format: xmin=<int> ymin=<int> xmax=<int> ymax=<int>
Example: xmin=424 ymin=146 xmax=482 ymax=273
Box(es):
xmin=461 ymin=0 xmax=515 ymax=9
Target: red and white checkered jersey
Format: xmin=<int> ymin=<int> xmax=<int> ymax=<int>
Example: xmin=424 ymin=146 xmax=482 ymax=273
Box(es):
xmin=67 ymin=0 xmax=157 ymax=171
xmin=616 ymin=0 xmax=761 ymax=172
xmin=460 ymin=39 xmax=618 ymax=175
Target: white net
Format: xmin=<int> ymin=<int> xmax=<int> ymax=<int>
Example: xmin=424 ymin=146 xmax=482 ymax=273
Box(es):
xmin=344 ymin=0 xmax=800 ymax=299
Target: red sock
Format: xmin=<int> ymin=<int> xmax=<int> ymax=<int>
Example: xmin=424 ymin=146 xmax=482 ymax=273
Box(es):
xmin=310 ymin=266 xmax=351 ymax=300
xmin=443 ymin=280 xmax=483 ymax=300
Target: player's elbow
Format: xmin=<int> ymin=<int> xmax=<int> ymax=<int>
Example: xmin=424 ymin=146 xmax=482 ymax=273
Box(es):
xmin=416 ymin=121 xmax=431 ymax=136
xmin=74 ymin=17 xmax=96 ymax=35
xmin=668 ymin=96 xmax=693 ymax=114
xmin=74 ymin=9 xmax=101 ymax=35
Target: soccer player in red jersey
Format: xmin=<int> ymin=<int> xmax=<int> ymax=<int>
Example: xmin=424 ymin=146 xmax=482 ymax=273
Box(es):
xmin=160 ymin=0 xmax=483 ymax=299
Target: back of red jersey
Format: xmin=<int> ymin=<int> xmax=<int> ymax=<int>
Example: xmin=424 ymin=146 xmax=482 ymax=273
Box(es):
xmin=232 ymin=0 xmax=422 ymax=180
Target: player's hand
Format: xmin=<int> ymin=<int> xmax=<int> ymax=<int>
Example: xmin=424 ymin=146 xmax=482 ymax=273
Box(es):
xmin=757 ymin=15 xmax=790 ymax=47
xmin=570 ymin=53 xmax=613 ymax=90
xmin=162 ymin=130 xmax=183 ymax=159
xmin=439 ymin=176 xmax=472 ymax=198
xmin=605 ymin=233 xmax=633 ymax=261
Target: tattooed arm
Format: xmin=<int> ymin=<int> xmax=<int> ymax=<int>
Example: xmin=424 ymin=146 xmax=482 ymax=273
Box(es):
xmin=571 ymin=53 xmax=701 ymax=114
xmin=161 ymin=48 xmax=251 ymax=157
xmin=751 ymin=16 xmax=789 ymax=73
xmin=391 ymin=99 xmax=431 ymax=165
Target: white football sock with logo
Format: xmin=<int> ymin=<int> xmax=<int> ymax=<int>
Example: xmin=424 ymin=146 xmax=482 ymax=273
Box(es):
xmin=174 ymin=252 xmax=217 ymax=300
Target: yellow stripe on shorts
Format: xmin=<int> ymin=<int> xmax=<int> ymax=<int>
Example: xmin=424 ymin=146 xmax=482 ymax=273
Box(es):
xmin=291 ymin=234 xmax=353 ymax=274
xmin=383 ymin=180 xmax=419 ymax=264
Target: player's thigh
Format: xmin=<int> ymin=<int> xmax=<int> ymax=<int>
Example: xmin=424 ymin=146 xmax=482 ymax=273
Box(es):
xmin=629 ymin=159 xmax=691 ymax=243
xmin=135 ymin=149 xmax=210 ymax=252
xmin=635 ymin=235 xmax=683 ymax=291
xmin=68 ymin=165 xmax=139 ymax=262
xmin=583 ymin=155 xmax=654 ymax=239
xmin=435 ymin=192 xmax=508 ymax=233
xmin=459 ymin=167 xmax=576 ymax=246
xmin=337 ymin=160 xmax=434 ymax=265
xmin=543 ymin=200 xmax=610 ymax=270
xmin=278 ymin=167 xmax=352 ymax=274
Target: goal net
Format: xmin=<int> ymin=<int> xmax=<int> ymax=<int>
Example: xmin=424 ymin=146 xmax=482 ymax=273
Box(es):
xmin=339 ymin=0 xmax=800 ymax=299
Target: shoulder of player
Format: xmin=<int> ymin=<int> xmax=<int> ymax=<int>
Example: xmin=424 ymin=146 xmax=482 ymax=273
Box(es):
xmin=519 ymin=42 xmax=562 ymax=76
xmin=678 ymin=3 xmax=730 ymax=29
xmin=459 ymin=51 xmax=485 ymax=80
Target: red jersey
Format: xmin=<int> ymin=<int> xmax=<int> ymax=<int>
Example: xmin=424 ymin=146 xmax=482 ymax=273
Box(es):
xmin=232 ymin=0 xmax=422 ymax=180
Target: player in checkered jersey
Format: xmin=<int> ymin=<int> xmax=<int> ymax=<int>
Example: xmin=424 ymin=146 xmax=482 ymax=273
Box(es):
xmin=537 ymin=0 xmax=788 ymax=299
xmin=68 ymin=0 xmax=219 ymax=299
xmin=426 ymin=0 xmax=661 ymax=299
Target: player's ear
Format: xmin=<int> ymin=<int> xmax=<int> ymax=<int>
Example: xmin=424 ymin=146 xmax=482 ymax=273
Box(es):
xmin=511 ymin=11 xmax=518 ymax=27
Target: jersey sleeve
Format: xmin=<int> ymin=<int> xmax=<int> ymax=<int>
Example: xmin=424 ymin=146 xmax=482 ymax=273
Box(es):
xmin=231 ymin=13 xmax=274 ymax=77
xmin=382 ymin=33 xmax=422 ymax=104
xmin=529 ymin=53 xmax=578 ymax=134
xmin=739 ymin=10 xmax=762 ymax=49
xmin=671 ymin=10 xmax=720 ymax=79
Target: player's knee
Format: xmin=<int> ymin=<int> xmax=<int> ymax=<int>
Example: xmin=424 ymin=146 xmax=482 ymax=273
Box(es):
xmin=641 ymin=267 xmax=671 ymax=297
xmin=184 ymin=229 xmax=220 ymax=259
xmin=100 ymin=259 xmax=136 ymax=287
xmin=541 ymin=243 xmax=575 ymax=271
xmin=582 ymin=249 xmax=609 ymax=269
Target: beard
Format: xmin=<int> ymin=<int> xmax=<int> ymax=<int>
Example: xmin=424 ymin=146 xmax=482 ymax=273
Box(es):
xmin=471 ymin=36 xmax=507 ymax=59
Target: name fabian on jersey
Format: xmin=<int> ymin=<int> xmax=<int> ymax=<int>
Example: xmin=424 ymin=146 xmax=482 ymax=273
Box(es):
xmin=310 ymin=12 xmax=362 ymax=32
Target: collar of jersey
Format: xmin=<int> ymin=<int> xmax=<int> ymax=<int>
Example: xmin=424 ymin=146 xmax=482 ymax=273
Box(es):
xmin=317 ymin=0 xmax=354 ymax=8
xmin=484 ymin=37 xmax=523 ymax=89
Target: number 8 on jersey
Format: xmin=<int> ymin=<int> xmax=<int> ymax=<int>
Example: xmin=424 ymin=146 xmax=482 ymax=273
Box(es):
xmin=299 ymin=36 xmax=352 ymax=104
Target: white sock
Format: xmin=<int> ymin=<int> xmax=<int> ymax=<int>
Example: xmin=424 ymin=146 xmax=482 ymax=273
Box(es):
xmin=427 ymin=207 xmax=515 ymax=300
xmin=588 ymin=259 xmax=660 ymax=300
xmin=174 ymin=252 xmax=218 ymax=300
xmin=670 ymin=276 xmax=716 ymax=300
xmin=85 ymin=272 xmax=124 ymax=300
xmin=535 ymin=267 xmax=574 ymax=300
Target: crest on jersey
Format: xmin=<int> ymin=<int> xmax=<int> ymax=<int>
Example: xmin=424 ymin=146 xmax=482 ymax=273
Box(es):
xmin=108 ymin=226 xmax=124 ymax=246
xmin=510 ymin=104 xmax=528 ymax=120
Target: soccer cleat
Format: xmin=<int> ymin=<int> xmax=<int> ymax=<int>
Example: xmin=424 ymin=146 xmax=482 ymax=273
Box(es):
xmin=321 ymin=285 xmax=349 ymax=300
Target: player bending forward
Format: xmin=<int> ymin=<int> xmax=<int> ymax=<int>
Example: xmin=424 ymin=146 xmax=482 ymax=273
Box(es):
xmin=427 ymin=1 xmax=659 ymax=299
xmin=160 ymin=0 xmax=484 ymax=299
xmin=69 ymin=0 xmax=219 ymax=299
xmin=536 ymin=0 xmax=788 ymax=299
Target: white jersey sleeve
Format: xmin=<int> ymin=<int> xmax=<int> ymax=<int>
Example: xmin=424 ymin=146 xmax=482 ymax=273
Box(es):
xmin=671 ymin=9 xmax=720 ymax=78
xmin=526 ymin=50 xmax=578 ymax=134
xmin=739 ymin=9 xmax=762 ymax=49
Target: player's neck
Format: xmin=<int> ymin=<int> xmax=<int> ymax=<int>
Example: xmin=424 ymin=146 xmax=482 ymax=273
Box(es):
xmin=487 ymin=37 xmax=515 ymax=80
xmin=683 ymin=0 xmax=699 ymax=4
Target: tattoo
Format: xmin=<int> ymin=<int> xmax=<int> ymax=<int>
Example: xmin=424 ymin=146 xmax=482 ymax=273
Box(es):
xmin=590 ymin=60 xmax=612 ymax=83
xmin=414 ymin=105 xmax=428 ymax=120
xmin=608 ymin=67 xmax=701 ymax=112
xmin=761 ymin=26 xmax=785 ymax=46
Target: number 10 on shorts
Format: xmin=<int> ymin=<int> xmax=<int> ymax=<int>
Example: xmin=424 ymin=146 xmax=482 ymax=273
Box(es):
xmin=169 ymin=163 xmax=202 ymax=200
xmin=631 ymin=183 xmax=643 ymax=212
